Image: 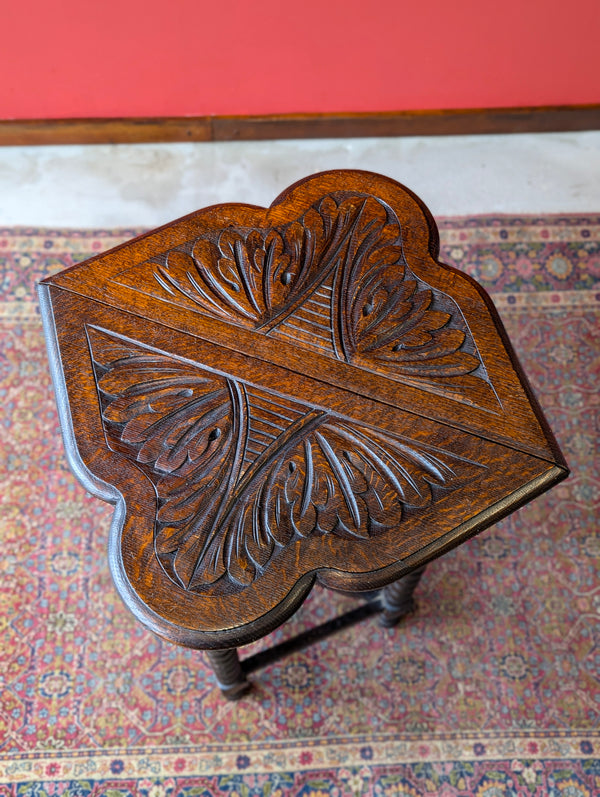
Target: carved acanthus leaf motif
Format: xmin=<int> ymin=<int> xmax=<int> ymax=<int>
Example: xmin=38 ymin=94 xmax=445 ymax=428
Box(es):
xmin=154 ymin=195 xmax=382 ymax=329
xmin=88 ymin=329 xmax=485 ymax=590
xmin=343 ymin=274 xmax=480 ymax=378
xmin=90 ymin=329 xmax=233 ymax=474
xmin=194 ymin=420 xmax=483 ymax=588
xmin=87 ymin=327 xmax=239 ymax=587
xmin=159 ymin=228 xmax=291 ymax=324
xmin=132 ymin=191 xmax=489 ymax=396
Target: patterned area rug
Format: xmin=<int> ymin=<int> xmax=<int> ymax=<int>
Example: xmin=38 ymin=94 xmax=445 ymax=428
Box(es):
xmin=0 ymin=216 xmax=598 ymax=796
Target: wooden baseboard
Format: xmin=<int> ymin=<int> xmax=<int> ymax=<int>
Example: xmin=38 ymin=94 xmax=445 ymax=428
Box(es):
xmin=1 ymin=106 xmax=599 ymax=146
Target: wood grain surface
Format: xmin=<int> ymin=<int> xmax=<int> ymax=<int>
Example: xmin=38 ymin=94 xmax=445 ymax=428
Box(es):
xmin=39 ymin=170 xmax=568 ymax=650
xmin=3 ymin=106 xmax=599 ymax=146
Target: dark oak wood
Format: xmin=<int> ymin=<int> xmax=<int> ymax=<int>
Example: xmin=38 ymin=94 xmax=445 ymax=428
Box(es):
xmin=3 ymin=105 xmax=599 ymax=146
xmin=205 ymin=649 xmax=251 ymax=701
xmin=0 ymin=117 xmax=211 ymax=146
xmin=379 ymin=567 xmax=426 ymax=628
xmin=212 ymin=105 xmax=600 ymax=141
xmin=38 ymin=170 xmax=568 ymax=697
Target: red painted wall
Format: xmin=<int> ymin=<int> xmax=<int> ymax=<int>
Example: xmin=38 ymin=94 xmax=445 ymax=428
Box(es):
xmin=3 ymin=0 xmax=599 ymax=119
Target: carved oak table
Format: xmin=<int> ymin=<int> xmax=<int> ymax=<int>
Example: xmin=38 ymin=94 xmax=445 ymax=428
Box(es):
xmin=39 ymin=170 xmax=568 ymax=699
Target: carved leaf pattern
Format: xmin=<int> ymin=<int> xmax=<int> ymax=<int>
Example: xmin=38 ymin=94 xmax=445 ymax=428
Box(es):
xmin=88 ymin=329 xmax=484 ymax=590
xmin=344 ymin=273 xmax=480 ymax=377
xmin=195 ymin=420 xmax=481 ymax=588
xmin=148 ymin=192 xmax=483 ymax=384
xmin=156 ymin=196 xmax=370 ymax=327
xmin=88 ymin=328 xmax=238 ymax=587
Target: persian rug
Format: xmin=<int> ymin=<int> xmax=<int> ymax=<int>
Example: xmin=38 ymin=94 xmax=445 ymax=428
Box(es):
xmin=0 ymin=215 xmax=598 ymax=796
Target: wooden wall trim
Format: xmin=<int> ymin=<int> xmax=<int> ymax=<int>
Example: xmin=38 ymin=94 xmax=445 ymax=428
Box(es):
xmin=1 ymin=106 xmax=599 ymax=146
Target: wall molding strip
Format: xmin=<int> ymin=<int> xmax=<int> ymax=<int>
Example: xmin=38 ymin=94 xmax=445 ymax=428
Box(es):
xmin=0 ymin=105 xmax=598 ymax=146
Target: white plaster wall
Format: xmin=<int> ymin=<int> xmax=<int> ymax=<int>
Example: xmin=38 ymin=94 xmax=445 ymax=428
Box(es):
xmin=0 ymin=131 xmax=598 ymax=227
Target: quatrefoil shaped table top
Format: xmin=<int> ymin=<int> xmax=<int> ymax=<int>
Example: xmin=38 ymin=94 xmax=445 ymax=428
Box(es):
xmin=39 ymin=170 xmax=568 ymax=651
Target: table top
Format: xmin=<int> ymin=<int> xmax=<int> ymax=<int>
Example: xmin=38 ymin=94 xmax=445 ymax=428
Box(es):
xmin=39 ymin=170 xmax=568 ymax=648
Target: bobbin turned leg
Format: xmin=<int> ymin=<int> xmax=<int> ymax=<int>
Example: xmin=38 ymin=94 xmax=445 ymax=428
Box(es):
xmin=379 ymin=566 xmax=426 ymax=628
xmin=206 ymin=648 xmax=251 ymax=700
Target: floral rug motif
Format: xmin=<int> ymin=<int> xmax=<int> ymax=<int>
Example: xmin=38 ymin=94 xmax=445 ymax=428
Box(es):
xmin=0 ymin=216 xmax=598 ymax=796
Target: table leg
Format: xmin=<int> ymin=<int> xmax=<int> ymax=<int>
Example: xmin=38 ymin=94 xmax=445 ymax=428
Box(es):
xmin=206 ymin=648 xmax=251 ymax=700
xmin=379 ymin=566 xmax=426 ymax=627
